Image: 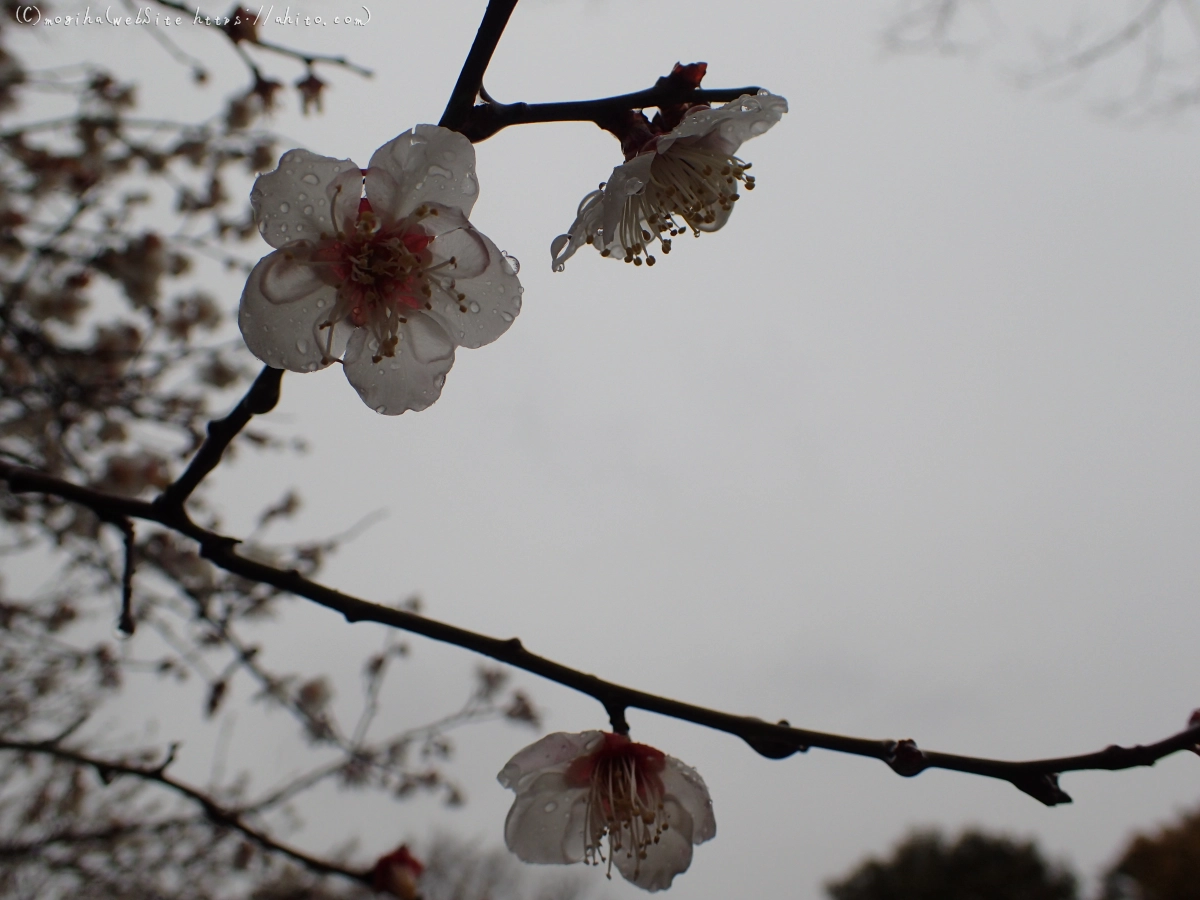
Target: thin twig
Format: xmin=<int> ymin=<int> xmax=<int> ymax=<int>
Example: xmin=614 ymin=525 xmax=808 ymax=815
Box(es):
xmin=115 ymin=519 xmax=136 ymax=636
xmin=0 ymin=738 xmax=371 ymax=884
xmin=154 ymin=365 xmax=283 ymax=511
xmin=148 ymin=0 xmax=373 ymax=76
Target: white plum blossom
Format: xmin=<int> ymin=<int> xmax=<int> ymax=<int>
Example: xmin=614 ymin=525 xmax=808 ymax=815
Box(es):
xmin=239 ymin=125 xmax=521 ymax=415
xmin=497 ymin=731 xmax=715 ymax=892
xmin=551 ymin=91 xmax=788 ymax=270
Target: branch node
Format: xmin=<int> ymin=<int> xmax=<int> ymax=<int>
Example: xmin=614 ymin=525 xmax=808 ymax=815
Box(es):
xmin=742 ymin=719 xmax=808 ymax=759
xmin=885 ymin=738 xmax=929 ymax=777
xmin=1011 ymin=772 xmax=1073 ymax=806
xmin=606 ymin=702 xmax=630 ymax=736
xmin=153 ymin=742 xmax=180 ymax=775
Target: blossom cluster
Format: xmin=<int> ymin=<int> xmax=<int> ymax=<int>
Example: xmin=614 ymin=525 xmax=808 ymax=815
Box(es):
xmin=236 ymin=78 xmax=786 ymax=893
xmin=239 ymin=90 xmax=784 ymax=415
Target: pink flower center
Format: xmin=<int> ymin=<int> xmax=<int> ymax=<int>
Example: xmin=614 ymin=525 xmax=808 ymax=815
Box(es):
xmin=311 ymin=201 xmax=463 ymax=363
xmin=565 ymin=733 xmax=669 ymax=879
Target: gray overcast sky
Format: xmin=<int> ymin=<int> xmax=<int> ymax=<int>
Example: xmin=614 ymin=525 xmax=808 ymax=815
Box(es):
xmin=13 ymin=1 xmax=1200 ymax=898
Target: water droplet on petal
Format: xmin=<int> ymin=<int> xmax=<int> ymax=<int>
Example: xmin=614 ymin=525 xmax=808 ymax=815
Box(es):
xmin=500 ymin=311 xmax=513 ymax=322
xmin=625 ymin=177 xmax=645 ymax=193
xmin=279 ymin=224 xmax=288 ymax=233
xmin=375 ymin=404 xmax=387 ymax=414
xmin=750 ymin=120 xmax=770 ymax=135
xmin=296 ymin=339 xmax=308 ymax=353
xmin=500 ymin=251 xmax=520 ymax=275
xmin=303 ymin=206 xmax=314 ymax=216
xmin=434 ymin=374 xmax=446 ymax=387
xmin=297 ymin=192 xmax=307 ymax=201
xmin=279 ymin=202 xmax=290 ymax=212
xmin=428 ymin=164 xmax=452 ymax=179
xmin=543 ymin=802 xmax=558 ymax=813
xmin=461 ymin=174 xmax=478 ymax=196
xmin=315 ymin=298 xmax=328 ymax=309
xmin=468 ymin=301 xmax=480 ymax=313
xmin=302 ymin=173 xmax=320 ymax=185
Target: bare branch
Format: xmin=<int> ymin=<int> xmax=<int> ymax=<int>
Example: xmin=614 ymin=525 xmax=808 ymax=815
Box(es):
xmin=0 ymin=738 xmax=372 ymax=885
xmin=154 ymin=365 xmax=283 ymax=511
xmin=6 ymin=459 xmax=1200 ymax=806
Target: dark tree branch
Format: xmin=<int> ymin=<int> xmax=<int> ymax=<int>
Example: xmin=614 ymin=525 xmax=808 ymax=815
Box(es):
xmin=5 ymin=458 xmax=1200 ymax=807
xmin=434 ymin=0 xmax=763 ymax=143
xmin=0 ymin=738 xmax=371 ymax=885
xmin=456 ymin=84 xmax=765 ymax=144
xmin=440 ymin=0 xmax=521 ymax=132
xmin=154 ymin=365 xmax=283 ymax=511
xmin=115 ymin=518 xmax=136 ymax=636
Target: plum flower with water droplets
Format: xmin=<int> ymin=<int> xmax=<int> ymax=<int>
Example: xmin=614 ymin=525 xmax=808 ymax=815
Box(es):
xmin=551 ymin=91 xmax=787 ymax=270
xmin=497 ymin=731 xmax=715 ymax=892
xmin=238 ymin=125 xmax=521 ymax=415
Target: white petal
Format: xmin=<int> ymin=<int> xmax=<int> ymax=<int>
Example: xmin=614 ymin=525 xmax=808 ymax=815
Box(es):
xmin=661 ymin=758 xmax=715 ymax=844
xmin=551 ymin=189 xmax=604 ymax=271
xmin=614 ymin=798 xmax=696 ymax=892
xmin=502 ymin=771 xmax=589 ymax=864
xmin=366 ymin=125 xmax=479 ymax=223
xmin=427 ymin=229 xmax=521 ymax=350
xmin=599 ymin=152 xmax=656 ymax=256
xmin=498 ymin=732 xmax=604 ymax=789
xmin=342 ymin=314 xmax=455 ymax=415
xmin=663 ymin=91 xmax=788 ymax=157
xmin=252 ymin=149 xmax=360 ymax=248
xmin=426 ymin=209 xmax=490 ymax=279
xmin=238 ymin=249 xmax=337 ymax=372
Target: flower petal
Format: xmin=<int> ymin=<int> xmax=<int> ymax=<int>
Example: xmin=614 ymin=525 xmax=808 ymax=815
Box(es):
xmin=613 ymin=797 xmax=696 ymax=892
xmin=551 ymin=189 xmax=604 ymax=271
xmin=502 ymin=771 xmax=589 ymax=864
xmin=239 ymin=249 xmax=338 ymax=372
xmin=599 ymin=152 xmax=656 ymax=258
xmin=342 ymin=314 xmax=455 ymax=415
xmin=427 ymin=229 xmax=521 ymax=350
xmin=366 ymin=125 xmax=479 ymax=223
xmin=662 ymin=758 xmax=716 ymax=843
xmin=663 ymin=91 xmax=788 ymax=157
xmin=498 ymin=732 xmax=604 ymax=789
xmin=252 ymin=149 xmax=361 ymax=248
xmin=424 ymin=207 xmax=490 ymax=279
